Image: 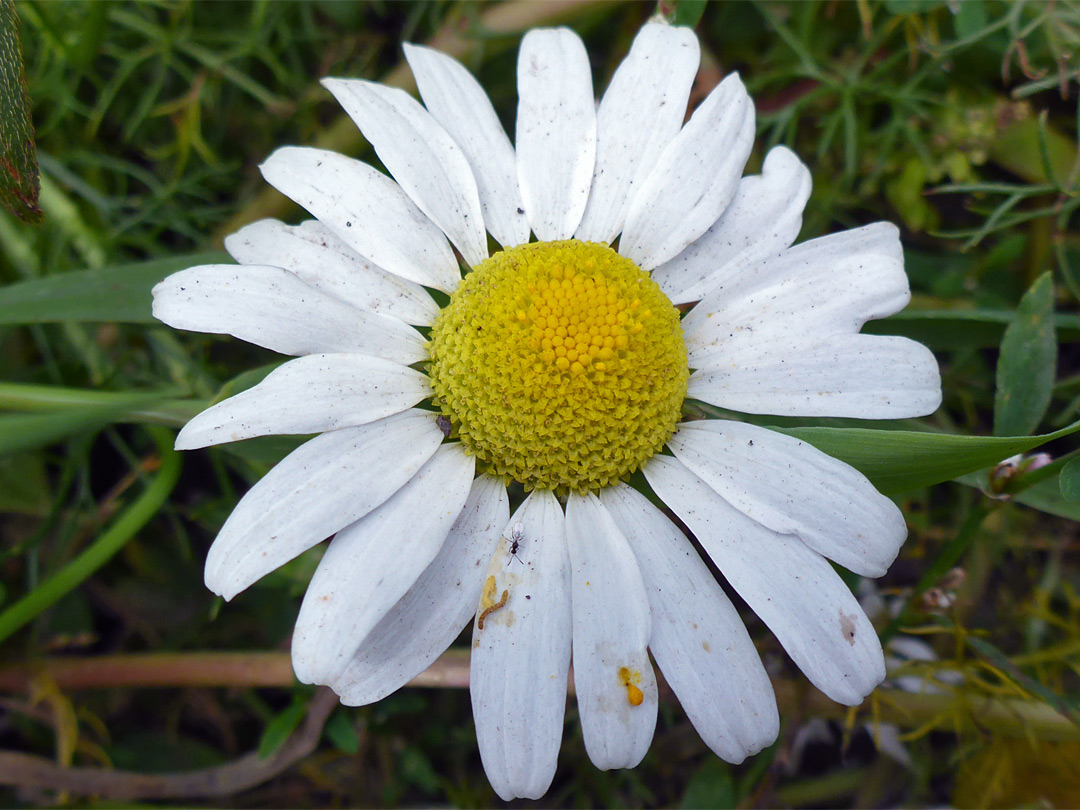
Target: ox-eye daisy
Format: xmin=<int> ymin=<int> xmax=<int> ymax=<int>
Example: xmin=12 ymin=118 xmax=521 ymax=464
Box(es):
xmin=153 ymin=21 xmax=941 ymax=800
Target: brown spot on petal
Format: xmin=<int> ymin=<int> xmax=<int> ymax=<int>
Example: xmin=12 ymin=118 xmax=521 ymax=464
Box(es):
xmin=839 ymin=609 xmax=858 ymax=645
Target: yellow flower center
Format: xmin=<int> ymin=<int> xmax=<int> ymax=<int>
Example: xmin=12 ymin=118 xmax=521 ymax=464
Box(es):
xmin=428 ymin=240 xmax=687 ymax=493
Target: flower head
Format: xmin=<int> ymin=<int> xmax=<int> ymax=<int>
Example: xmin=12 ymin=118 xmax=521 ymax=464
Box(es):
xmin=153 ymin=20 xmax=941 ymax=800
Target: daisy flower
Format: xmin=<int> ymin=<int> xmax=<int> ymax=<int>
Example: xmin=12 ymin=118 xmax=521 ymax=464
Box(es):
xmin=153 ymin=21 xmax=942 ymax=800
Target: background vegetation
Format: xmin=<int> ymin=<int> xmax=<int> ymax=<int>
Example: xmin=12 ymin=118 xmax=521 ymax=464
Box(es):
xmin=0 ymin=0 xmax=1078 ymax=806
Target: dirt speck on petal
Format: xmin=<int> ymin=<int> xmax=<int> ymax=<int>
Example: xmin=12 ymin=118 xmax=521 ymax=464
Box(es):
xmin=839 ymin=609 xmax=858 ymax=646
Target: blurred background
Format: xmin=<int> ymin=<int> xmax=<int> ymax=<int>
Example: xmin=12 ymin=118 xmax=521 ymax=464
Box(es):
xmin=0 ymin=0 xmax=1079 ymax=806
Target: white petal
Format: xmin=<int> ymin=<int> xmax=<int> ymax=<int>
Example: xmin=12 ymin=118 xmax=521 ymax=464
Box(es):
xmin=682 ymin=222 xmax=908 ymax=357
xmin=565 ymin=492 xmax=657 ymax=771
xmin=204 ymin=410 xmax=442 ymax=600
xmin=322 ymin=79 xmax=488 ymax=267
xmin=404 ymin=43 xmax=530 ymax=249
xmin=331 ymin=475 xmax=509 ymax=705
xmin=652 ymin=146 xmax=811 ymax=304
xmin=687 ymin=333 xmax=943 ymax=418
xmin=515 ymin=27 xmax=596 ymax=241
xmin=292 ymin=444 xmax=475 ymax=685
xmin=644 ymin=456 xmax=886 ymax=705
xmin=620 ymin=73 xmax=755 ymax=270
xmin=574 ymin=23 xmax=699 ymax=244
xmin=225 ymin=219 xmax=437 ymax=326
xmin=151 ymin=264 xmax=427 ymax=364
xmin=669 ymin=421 xmax=907 ymax=577
xmin=600 ymin=484 xmax=778 ymax=763
xmin=471 ymin=490 xmax=571 ymax=801
xmin=259 ymin=146 xmax=460 ymax=292
xmin=175 ymin=354 xmax=430 ymax=450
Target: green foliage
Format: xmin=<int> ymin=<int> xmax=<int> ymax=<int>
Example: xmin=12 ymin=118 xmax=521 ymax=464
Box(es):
xmin=779 ymin=417 xmax=1080 ymax=494
xmin=994 ymin=272 xmax=1057 ymax=436
xmin=258 ymin=694 xmax=308 ymax=760
xmin=1061 ymin=456 xmax=1080 ymax=501
xmin=0 ymin=251 xmax=226 ymax=324
xmin=680 ymin=759 xmax=737 ymax=809
xmin=673 ymin=0 xmax=709 ymax=29
xmin=0 ymin=0 xmax=1077 ymax=807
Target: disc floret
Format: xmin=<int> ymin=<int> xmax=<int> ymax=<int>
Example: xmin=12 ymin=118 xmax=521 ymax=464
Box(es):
xmin=428 ymin=240 xmax=688 ymax=492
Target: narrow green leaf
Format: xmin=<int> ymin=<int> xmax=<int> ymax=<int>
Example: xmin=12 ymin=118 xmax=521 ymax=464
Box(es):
xmin=211 ymin=362 xmax=282 ymax=404
xmin=886 ymin=0 xmax=948 ymax=12
xmin=864 ymin=309 xmax=1080 ymax=351
xmin=0 ymin=251 xmax=226 ymax=325
xmin=0 ymin=0 xmax=42 ymax=224
xmin=257 ymin=697 xmax=307 ymax=760
xmin=1061 ymin=457 xmax=1080 ymax=502
xmin=775 ymin=418 xmax=1080 ymax=495
xmin=674 ymin=0 xmax=708 ymax=28
xmin=0 ymin=392 xmax=174 ymax=454
xmin=0 ymin=407 xmax=134 ymax=455
xmin=994 ymin=272 xmax=1057 ymax=436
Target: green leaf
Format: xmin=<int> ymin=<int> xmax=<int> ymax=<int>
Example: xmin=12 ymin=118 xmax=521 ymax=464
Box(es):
xmin=674 ymin=0 xmax=708 ymax=27
xmin=0 ymin=452 xmax=48 ymax=514
xmin=257 ymin=697 xmax=307 ymax=760
xmin=1019 ymin=475 xmax=1080 ymax=520
xmin=885 ymin=0 xmax=947 ymax=12
xmin=0 ymin=392 xmax=175 ymax=454
xmin=0 ymin=0 xmax=42 ymax=224
xmin=221 ymin=435 xmax=306 ymax=477
xmin=0 ymin=251 xmax=226 ymax=325
xmin=952 ymin=0 xmax=987 ymax=39
xmin=863 ymin=309 xmax=1079 ymax=351
xmin=994 ymin=272 xmax=1057 ymax=436
xmin=324 ymin=709 xmax=360 ymax=754
xmin=774 ymin=418 xmax=1080 ymax=495
xmin=1061 ymin=457 xmax=1080 ymax=502
xmin=990 ymin=115 xmax=1078 ymax=187
xmin=681 ymin=759 xmax=737 ymax=810
xmin=211 ymin=362 xmax=282 ymax=404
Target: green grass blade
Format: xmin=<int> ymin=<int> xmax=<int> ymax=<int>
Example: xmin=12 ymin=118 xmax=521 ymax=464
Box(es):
xmin=0 ymin=251 xmax=227 ymax=325
xmin=865 ymin=308 xmax=1080 ymax=351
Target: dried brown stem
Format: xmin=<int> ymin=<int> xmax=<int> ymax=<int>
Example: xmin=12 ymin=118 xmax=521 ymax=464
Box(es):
xmin=2 ymin=649 xmax=1078 ymax=745
xmin=0 ymin=647 xmax=1077 ymax=800
xmin=0 ymin=651 xmax=295 ymax=692
xmin=0 ymin=687 xmax=338 ymax=800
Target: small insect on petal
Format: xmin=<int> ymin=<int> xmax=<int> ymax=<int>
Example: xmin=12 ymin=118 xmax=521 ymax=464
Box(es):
xmin=506 ymin=521 xmax=525 ymax=566
xmin=477 ymin=574 xmax=510 ymax=630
